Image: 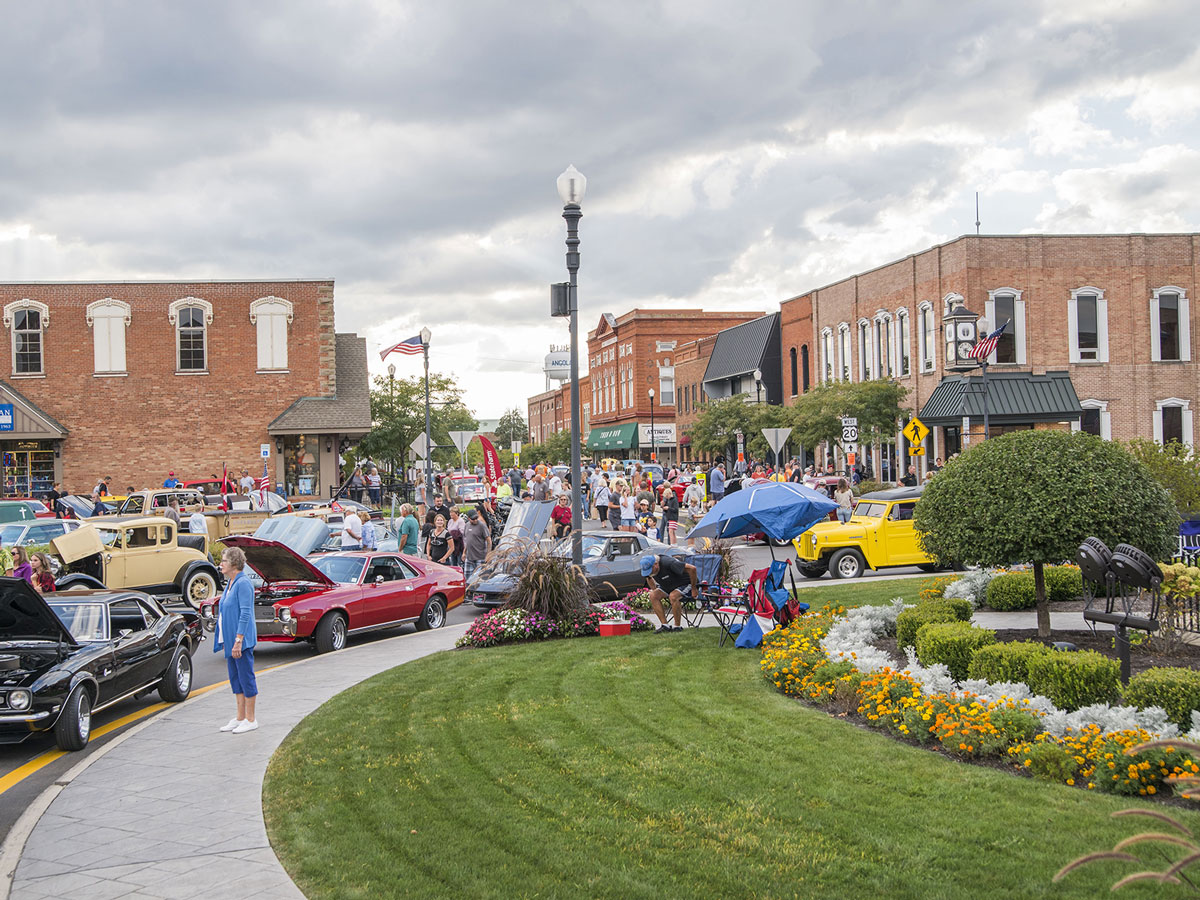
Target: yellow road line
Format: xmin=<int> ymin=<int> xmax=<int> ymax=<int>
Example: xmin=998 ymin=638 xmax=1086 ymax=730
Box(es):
xmin=0 ymin=662 xmax=287 ymax=798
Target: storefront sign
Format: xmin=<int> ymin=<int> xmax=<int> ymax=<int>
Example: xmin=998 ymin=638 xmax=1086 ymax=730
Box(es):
xmin=0 ymin=405 xmax=13 ymax=432
xmin=638 ymin=423 xmax=676 ymax=445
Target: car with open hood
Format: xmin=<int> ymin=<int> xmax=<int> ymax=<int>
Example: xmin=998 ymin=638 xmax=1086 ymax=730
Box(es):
xmin=469 ymin=501 xmax=691 ymax=609
xmin=50 ymin=518 xmax=221 ymax=608
xmin=204 ymin=522 xmax=465 ymax=653
xmin=0 ymin=579 xmax=201 ymax=750
xmin=792 ymin=486 xmax=941 ymax=579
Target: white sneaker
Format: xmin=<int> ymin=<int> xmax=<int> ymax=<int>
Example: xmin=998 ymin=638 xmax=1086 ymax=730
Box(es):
xmin=220 ymin=718 xmax=243 ymax=732
xmin=232 ymin=719 xmax=259 ymax=734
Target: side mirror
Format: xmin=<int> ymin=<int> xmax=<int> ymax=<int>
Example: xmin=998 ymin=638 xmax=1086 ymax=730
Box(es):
xmin=606 ymin=549 xmax=617 ymax=561
xmin=375 ymin=575 xmax=384 ymax=585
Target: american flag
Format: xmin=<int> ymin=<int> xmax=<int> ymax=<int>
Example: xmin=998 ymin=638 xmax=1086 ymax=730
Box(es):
xmin=258 ymin=463 xmax=270 ymax=504
xmin=380 ymin=335 xmax=426 ymax=360
xmin=968 ymin=320 xmax=1010 ymax=361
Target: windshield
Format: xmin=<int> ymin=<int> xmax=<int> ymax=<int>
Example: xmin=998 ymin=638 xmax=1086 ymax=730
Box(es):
xmin=312 ymin=556 xmax=366 ymax=584
xmin=94 ymin=528 xmax=122 ymax=547
xmin=554 ymin=534 xmax=607 ymax=558
xmin=853 ymin=502 xmax=886 ymax=518
xmin=49 ymin=602 xmax=108 ymax=642
xmin=0 ymin=525 xmax=24 ymax=545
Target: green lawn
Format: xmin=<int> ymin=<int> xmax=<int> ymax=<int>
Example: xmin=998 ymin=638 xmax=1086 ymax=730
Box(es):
xmin=264 ymin=620 xmax=1198 ymax=898
xmin=791 ymin=573 xmax=934 ymax=610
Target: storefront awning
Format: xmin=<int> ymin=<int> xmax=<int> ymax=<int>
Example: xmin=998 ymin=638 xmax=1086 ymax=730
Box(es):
xmin=919 ymin=371 xmax=1082 ymax=427
xmin=268 ymin=334 xmax=372 ymax=436
xmin=587 ymin=423 xmax=638 ymax=451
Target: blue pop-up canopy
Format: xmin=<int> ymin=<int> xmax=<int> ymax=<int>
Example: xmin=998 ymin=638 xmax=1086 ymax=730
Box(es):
xmin=687 ymin=481 xmax=838 ymax=547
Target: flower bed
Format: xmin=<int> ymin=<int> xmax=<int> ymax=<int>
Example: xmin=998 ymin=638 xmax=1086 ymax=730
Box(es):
xmin=456 ymin=601 xmax=653 ymax=648
xmin=761 ymin=601 xmax=1200 ymax=796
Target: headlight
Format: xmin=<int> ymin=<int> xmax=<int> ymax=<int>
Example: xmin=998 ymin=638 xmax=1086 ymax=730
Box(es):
xmin=279 ymin=607 xmax=293 ymax=622
xmin=8 ymin=689 xmax=31 ymax=711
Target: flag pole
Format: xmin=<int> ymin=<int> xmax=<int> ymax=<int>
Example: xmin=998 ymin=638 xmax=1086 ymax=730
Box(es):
xmin=982 ymin=358 xmax=990 ymax=440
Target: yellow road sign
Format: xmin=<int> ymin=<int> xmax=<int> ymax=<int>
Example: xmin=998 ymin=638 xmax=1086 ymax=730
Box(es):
xmin=902 ymin=417 xmax=930 ymax=445
xmin=909 ymin=447 xmax=925 ymax=456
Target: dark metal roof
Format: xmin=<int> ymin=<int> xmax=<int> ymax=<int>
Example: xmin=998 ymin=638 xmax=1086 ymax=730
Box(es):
xmin=919 ymin=371 xmax=1082 ymax=426
xmin=702 ymin=313 xmax=780 ymax=384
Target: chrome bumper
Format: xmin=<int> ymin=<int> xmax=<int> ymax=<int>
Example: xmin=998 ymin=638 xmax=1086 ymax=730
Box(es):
xmin=256 ymin=616 xmax=298 ymax=637
xmin=0 ymin=710 xmax=52 ymax=725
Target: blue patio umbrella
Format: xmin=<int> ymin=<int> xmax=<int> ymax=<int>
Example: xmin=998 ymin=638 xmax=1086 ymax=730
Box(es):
xmin=686 ymin=480 xmax=839 ymax=553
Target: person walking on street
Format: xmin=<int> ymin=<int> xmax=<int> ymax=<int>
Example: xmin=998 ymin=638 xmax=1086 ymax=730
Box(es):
xmin=607 ymin=485 xmax=622 ymax=531
xmin=367 ymin=466 xmax=382 ymax=506
xmin=462 ymin=508 xmax=491 ymax=585
xmin=834 ymin=478 xmax=854 ymax=523
xmin=447 ymin=506 xmax=465 ymax=568
xmin=660 ymin=486 xmax=680 ymax=544
xmin=708 ymin=462 xmax=726 ymax=504
xmin=530 ymin=474 xmax=549 ymax=501
xmin=216 ymin=547 xmax=258 ymax=734
xmin=361 ymin=513 xmax=377 ymax=551
xmin=239 ymin=469 xmax=254 ymax=494
xmin=425 ymin=514 xmax=452 ymax=565
xmin=398 ymin=504 xmax=421 ymax=556
xmin=11 ymin=546 xmax=32 ymax=585
xmin=165 ymin=496 xmax=182 ymax=531
xmin=899 ymin=465 xmax=917 ymax=488
xmin=341 ymin=508 xmax=363 ymax=550
xmin=593 ymin=478 xmax=611 ymax=527
xmin=619 ymin=486 xmax=637 ymax=532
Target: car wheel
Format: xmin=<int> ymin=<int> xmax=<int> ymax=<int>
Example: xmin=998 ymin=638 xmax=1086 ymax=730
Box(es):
xmin=182 ymin=569 xmax=218 ymax=611
xmin=917 ymin=563 xmax=941 ymax=573
xmin=55 ymin=686 xmax=91 ymax=752
xmin=159 ymin=645 xmax=193 ymax=703
xmin=314 ymin=612 xmax=348 ymax=653
xmin=797 ymin=563 xmax=827 ymax=580
xmin=768 ymin=536 xmax=792 ymax=547
xmin=417 ymin=594 xmax=447 ymax=631
xmin=829 ymin=548 xmax=865 ymax=580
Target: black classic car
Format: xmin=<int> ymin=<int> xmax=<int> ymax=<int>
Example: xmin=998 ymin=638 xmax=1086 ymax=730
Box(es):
xmin=0 ymin=578 xmax=202 ymax=751
xmin=471 ymin=531 xmax=693 ymax=609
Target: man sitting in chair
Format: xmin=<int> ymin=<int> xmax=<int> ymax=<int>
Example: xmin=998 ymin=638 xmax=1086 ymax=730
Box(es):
xmin=640 ymin=554 xmax=699 ymax=634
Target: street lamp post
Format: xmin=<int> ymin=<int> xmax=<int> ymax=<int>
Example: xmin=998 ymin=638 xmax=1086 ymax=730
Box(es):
xmin=754 ymin=367 xmax=762 ymax=405
xmin=648 ymin=388 xmax=656 ymax=462
xmin=421 ymin=326 xmax=433 ymax=509
xmin=557 ymin=165 xmax=586 ymax=568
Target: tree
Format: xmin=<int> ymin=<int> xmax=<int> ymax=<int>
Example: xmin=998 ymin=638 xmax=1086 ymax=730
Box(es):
xmin=1126 ymin=438 xmax=1200 ymax=520
xmin=689 ymin=396 xmax=765 ymax=461
xmin=356 ymin=372 xmax=476 ymax=478
xmin=790 ymin=379 xmax=909 ymax=454
xmin=497 ymin=408 xmax=528 ymax=447
xmin=913 ymin=430 xmax=1179 ymax=637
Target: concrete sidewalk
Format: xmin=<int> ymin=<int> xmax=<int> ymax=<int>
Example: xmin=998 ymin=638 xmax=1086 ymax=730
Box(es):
xmin=6 ymin=624 xmax=470 ymax=900
xmin=972 ymin=610 xmax=1093 ymax=631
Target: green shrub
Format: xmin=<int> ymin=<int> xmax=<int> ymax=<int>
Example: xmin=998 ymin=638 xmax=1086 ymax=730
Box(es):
xmin=967 ymin=641 xmax=1052 ymax=684
xmin=985 ymin=572 xmax=1036 ymax=610
xmin=896 ymin=599 xmax=972 ymax=649
xmin=977 ymin=706 xmax=1044 ymax=756
xmin=1045 ymin=565 xmax=1083 ymax=602
xmin=1025 ymin=742 xmax=1080 ymax=783
xmin=914 ymin=622 xmax=997 ymax=682
xmin=1124 ymin=667 xmax=1200 ymax=729
xmin=1025 ymin=650 xmax=1121 ymax=711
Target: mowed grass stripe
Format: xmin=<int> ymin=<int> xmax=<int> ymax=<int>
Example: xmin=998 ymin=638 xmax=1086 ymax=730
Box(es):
xmin=265 ymin=628 xmax=1192 ymax=899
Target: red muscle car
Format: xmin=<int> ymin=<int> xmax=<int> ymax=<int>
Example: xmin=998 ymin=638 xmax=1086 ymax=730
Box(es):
xmin=202 ymin=536 xmax=464 ymax=653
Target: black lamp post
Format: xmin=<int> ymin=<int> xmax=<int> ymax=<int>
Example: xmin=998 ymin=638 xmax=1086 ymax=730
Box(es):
xmin=557 ymin=165 xmax=586 ymax=568
xmin=648 ymin=388 xmax=656 ymax=462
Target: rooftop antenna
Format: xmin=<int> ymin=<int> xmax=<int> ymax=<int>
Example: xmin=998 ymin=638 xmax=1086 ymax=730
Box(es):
xmin=975 ymin=192 xmax=980 ymax=235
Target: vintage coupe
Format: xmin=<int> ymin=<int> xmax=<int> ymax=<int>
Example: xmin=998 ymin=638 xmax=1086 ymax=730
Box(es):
xmin=50 ymin=519 xmax=222 ymax=608
xmin=0 ymin=580 xmax=201 ymax=750
xmin=206 ymin=528 xmax=464 ymax=653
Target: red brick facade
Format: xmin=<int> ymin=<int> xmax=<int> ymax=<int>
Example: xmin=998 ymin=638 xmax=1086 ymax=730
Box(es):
xmin=673 ymin=334 xmax=717 ymax=463
xmin=0 ymin=280 xmax=365 ymax=496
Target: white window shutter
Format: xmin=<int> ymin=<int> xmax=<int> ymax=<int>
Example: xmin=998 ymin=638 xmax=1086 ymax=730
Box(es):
xmin=1067 ymin=298 xmax=1080 ymax=364
xmin=1153 ymin=408 xmax=1164 ymax=444
xmin=1185 ymin=408 xmax=1195 ymax=450
xmin=1181 ymin=297 xmax=1191 ymax=362
xmin=1150 ymin=298 xmax=1162 ymax=362
xmin=256 ymin=317 xmax=272 ymax=369
xmin=1015 ymin=301 xmax=1027 ymax=365
xmin=111 ymin=314 xmax=126 ymax=372
xmin=1101 ymin=410 xmax=1112 ymax=441
xmin=1097 ymin=297 xmax=1109 ymax=363
xmin=271 ymin=314 xmax=288 ymax=368
xmin=93 ymin=317 xmax=110 ymax=372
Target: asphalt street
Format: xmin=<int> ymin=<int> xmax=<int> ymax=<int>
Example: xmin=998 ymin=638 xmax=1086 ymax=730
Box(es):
xmin=0 ymin=517 xmax=924 ymax=847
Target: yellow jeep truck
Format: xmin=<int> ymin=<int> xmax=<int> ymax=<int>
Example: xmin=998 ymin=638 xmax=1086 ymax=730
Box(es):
xmin=792 ymin=486 xmax=942 ymax=579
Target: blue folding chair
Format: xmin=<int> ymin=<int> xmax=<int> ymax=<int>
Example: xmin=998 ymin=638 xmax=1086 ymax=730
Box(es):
xmin=681 ymin=554 xmax=725 ymax=628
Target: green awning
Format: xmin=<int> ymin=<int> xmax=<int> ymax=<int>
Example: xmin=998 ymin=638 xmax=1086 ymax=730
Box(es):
xmin=587 ymin=423 xmax=638 ymax=451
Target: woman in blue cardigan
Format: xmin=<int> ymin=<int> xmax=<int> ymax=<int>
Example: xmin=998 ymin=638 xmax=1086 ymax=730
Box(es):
xmin=214 ymin=546 xmax=259 ymax=734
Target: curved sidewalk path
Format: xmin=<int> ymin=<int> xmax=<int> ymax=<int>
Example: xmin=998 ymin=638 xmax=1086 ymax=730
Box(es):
xmin=5 ymin=624 xmax=470 ymax=900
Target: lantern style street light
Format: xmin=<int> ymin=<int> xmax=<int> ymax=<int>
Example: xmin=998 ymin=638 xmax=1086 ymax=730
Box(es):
xmin=557 ymin=165 xmax=586 ymax=568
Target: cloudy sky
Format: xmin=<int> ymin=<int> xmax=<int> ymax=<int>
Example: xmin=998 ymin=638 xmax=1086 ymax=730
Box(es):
xmin=3 ymin=0 xmax=1199 ymax=418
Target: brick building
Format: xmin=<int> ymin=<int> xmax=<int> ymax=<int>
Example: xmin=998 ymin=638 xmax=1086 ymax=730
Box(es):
xmin=0 ymin=280 xmax=370 ymax=499
xmin=792 ymin=233 xmax=1200 ymax=478
xmin=673 ymin=334 xmax=718 ymax=463
xmin=526 ymin=376 xmax=590 ymax=451
xmin=585 ymin=309 xmax=762 ymax=463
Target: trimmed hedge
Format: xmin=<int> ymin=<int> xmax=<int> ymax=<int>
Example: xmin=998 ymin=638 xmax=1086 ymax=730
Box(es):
xmin=914 ymin=621 xmax=997 ymax=682
xmin=1025 ymin=650 xmax=1121 ymax=711
xmin=1124 ymin=667 xmax=1200 ymax=729
xmin=985 ymin=566 xmax=1083 ymax=610
xmin=967 ymin=641 xmax=1051 ymax=684
xmin=896 ymin=599 xmax=972 ymax=649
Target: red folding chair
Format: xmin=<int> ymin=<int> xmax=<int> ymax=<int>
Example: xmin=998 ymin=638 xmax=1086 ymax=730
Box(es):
xmin=714 ymin=567 xmax=772 ymax=647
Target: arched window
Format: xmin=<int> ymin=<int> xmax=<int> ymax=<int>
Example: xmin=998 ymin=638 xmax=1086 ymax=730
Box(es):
xmin=800 ymin=344 xmax=810 ymax=392
xmin=169 ymin=298 xmax=213 ymax=373
xmin=789 ymin=347 xmax=798 ymax=396
xmin=3 ymin=299 xmax=49 ymax=376
xmin=86 ymin=299 xmax=131 ymax=374
xmin=250 ymin=296 xmax=293 ymax=371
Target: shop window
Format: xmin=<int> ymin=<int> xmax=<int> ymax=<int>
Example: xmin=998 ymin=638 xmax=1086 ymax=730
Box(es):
xmin=2 ymin=442 xmax=55 ymax=496
xmin=838 ymin=323 xmax=852 ymax=381
xmin=250 ymin=297 xmax=293 ymax=371
xmin=1154 ymin=399 xmax=1193 ymax=449
xmin=800 ymin=344 xmax=810 ymax=392
xmin=169 ymin=298 xmax=212 ymax=373
xmin=873 ymin=313 xmax=893 ymax=378
xmin=4 ymin=300 xmax=49 ymax=376
xmin=821 ymin=328 xmax=834 ymax=382
xmin=284 ymin=434 xmax=321 ymax=496
xmin=918 ymin=302 xmax=937 ymax=373
xmin=86 ymin=299 xmax=131 ymax=374
xmin=1151 ymin=287 xmax=1191 ymax=362
xmin=1068 ymin=287 xmax=1108 ymax=363
xmin=896 ymin=309 xmax=911 ymax=376
xmin=658 ymin=366 xmax=675 ymax=405
xmin=985 ymin=289 xmax=1026 ymax=365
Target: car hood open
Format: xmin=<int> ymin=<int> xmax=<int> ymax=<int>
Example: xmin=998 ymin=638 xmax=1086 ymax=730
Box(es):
xmin=0 ymin=575 xmax=78 ymax=645
xmin=221 ymin=536 xmax=336 ymax=588
xmin=499 ymin=500 xmax=555 ymax=542
xmin=249 ymin=516 xmax=332 ymax=558
xmin=50 ymin=523 xmax=106 ymax=564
